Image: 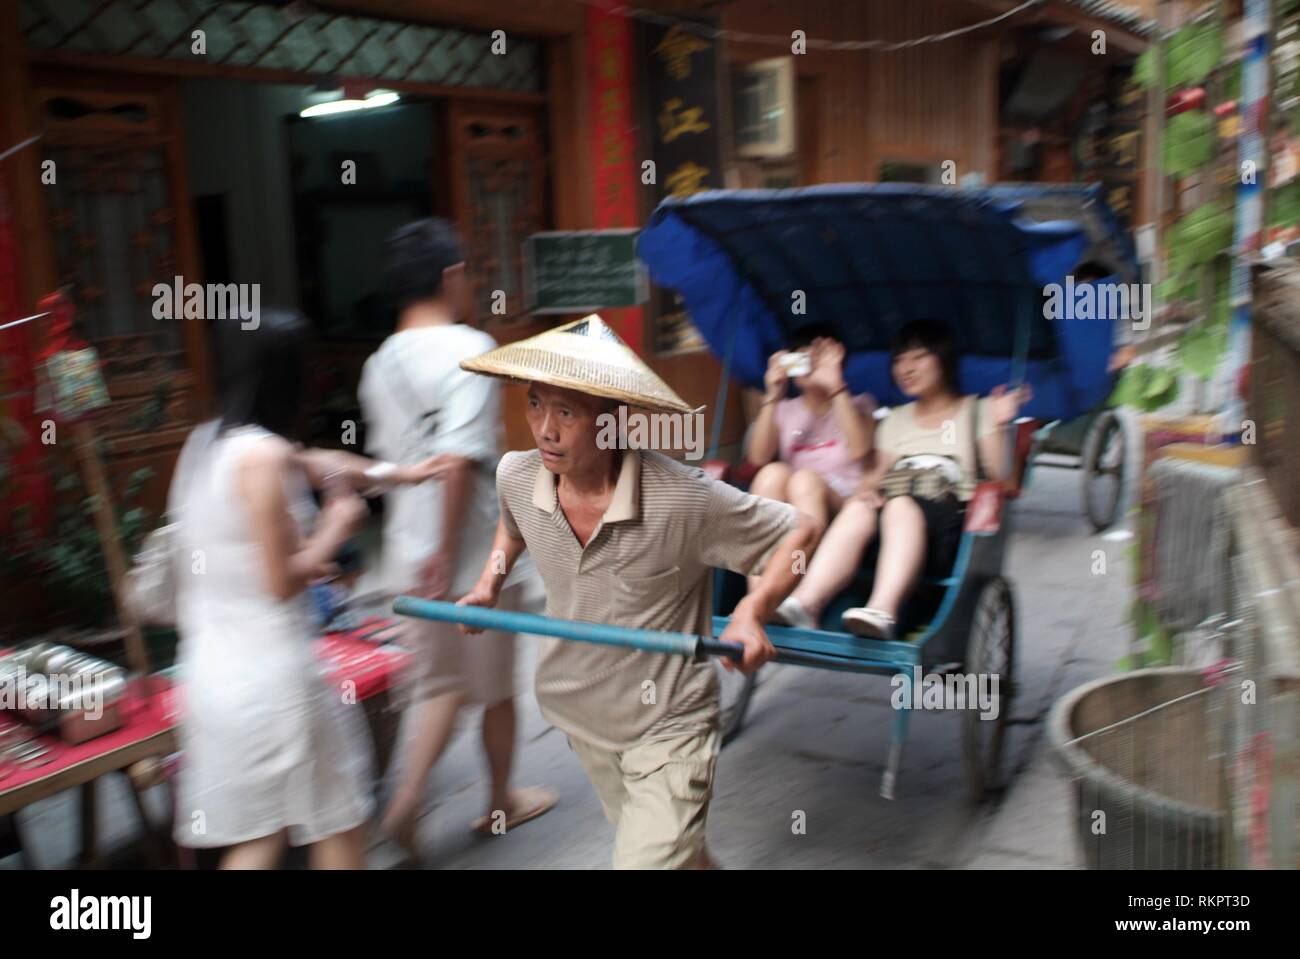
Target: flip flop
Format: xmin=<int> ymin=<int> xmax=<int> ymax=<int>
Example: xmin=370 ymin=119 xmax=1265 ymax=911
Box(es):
xmin=471 ymin=785 xmax=558 ymax=837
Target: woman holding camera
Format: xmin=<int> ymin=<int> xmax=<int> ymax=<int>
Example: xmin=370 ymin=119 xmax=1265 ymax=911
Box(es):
xmin=745 ymin=324 xmax=876 ymax=607
xmin=781 ymin=319 xmax=1031 ymax=638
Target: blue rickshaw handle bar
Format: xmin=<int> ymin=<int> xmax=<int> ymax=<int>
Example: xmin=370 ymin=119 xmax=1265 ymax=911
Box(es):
xmin=393 ymin=595 xmax=745 ymax=662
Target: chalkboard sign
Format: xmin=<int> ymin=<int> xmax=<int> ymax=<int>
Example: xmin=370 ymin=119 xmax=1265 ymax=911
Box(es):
xmin=525 ymin=230 xmax=648 ymax=313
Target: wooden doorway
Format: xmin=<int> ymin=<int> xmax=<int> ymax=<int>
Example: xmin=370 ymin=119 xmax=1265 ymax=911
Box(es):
xmin=30 ymin=67 xmax=209 ymax=512
xmin=446 ymin=100 xmax=548 ymax=326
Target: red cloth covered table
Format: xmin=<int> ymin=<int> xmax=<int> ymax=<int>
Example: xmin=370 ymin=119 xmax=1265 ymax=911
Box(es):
xmin=0 ymin=675 xmax=176 ymax=809
xmin=0 ymin=618 xmax=409 ymax=818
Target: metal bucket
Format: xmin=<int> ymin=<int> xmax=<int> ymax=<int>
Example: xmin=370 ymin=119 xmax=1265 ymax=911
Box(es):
xmin=1049 ymin=667 xmax=1226 ymax=869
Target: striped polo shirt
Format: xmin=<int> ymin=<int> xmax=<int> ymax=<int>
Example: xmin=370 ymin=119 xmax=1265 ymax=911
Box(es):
xmin=497 ymin=448 xmax=798 ymax=750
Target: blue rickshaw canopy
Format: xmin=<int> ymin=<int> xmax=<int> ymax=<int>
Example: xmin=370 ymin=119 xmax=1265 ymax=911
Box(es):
xmin=637 ymin=183 xmax=1127 ymax=421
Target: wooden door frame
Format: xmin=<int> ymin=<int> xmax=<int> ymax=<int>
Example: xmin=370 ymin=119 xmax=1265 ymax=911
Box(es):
xmin=445 ymin=98 xmax=550 ymax=324
xmin=0 ymin=0 xmax=56 ymax=310
xmin=27 ymin=66 xmax=213 ymax=426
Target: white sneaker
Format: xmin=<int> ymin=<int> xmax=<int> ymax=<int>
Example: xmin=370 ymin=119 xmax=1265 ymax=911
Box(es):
xmin=841 ymin=607 xmax=897 ymax=640
xmin=772 ymin=596 xmax=818 ymax=630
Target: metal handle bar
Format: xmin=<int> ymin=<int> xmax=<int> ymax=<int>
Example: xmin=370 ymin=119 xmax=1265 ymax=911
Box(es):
xmin=393 ymin=596 xmax=744 ymax=662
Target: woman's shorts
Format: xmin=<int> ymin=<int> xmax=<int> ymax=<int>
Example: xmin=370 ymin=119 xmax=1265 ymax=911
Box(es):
xmin=882 ymin=494 xmax=966 ymax=579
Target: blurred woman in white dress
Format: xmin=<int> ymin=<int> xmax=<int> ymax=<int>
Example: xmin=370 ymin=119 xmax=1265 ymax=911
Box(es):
xmin=170 ymin=309 xmax=376 ymax=869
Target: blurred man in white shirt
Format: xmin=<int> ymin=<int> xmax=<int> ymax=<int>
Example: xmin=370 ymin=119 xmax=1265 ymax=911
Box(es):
xmin=359 ymin=219 xmax=555 ymax=857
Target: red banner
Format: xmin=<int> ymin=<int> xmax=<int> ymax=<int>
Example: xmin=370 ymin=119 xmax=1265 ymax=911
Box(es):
xmin=0 ymin=177 xmax=52 ymax=535
xmin=586 ymin=0 xmax=644 ymax=354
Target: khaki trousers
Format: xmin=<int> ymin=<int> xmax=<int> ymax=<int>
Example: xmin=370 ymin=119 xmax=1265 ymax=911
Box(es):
xmin=568 ymin=727 xmax=720 ymax=869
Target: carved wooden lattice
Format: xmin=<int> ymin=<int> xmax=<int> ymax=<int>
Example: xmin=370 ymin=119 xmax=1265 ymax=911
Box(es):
xmin=454 ymin=110 xmax=545 ymax=321
xmin=20 ymin=0 xmax=541 ymax=92
xmin=39 ymin=88 xmax=196 ymax=438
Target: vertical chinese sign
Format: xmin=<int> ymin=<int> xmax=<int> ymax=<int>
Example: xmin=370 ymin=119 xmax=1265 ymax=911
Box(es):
xmin=640 ymin=17 xmax=724 ymax=354
xmin=587 ymin=1 xmax=644 ymax=354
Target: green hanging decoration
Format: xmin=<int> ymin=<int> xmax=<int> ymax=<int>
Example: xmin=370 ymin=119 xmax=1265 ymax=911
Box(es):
xmin=1155 ymin=272 xmax=1197 ymax=302
xmin=1163 ymin=110 xmax=1217 ymax=177
xmin=1179 ymin=321 xmax=1228 ymax=379
xmin=1167 ymin=201 xmax=1234 ymax=276
xmin=1223 ymin=61 xmax=1243 ymax=102
xmin=1165 ymin=21 xmax=1224 ymax=89
xmin=1109 ymin=363 xmax=1182 ymax=412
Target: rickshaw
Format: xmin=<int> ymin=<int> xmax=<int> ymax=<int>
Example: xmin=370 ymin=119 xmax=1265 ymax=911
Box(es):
xmin=395 ymin=184 xmax=1117 ymax=804
xmin=635 ymin=183 xmax=1116 ymax=800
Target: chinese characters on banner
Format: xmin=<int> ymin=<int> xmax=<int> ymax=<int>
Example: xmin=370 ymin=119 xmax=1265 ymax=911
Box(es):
xmin=586 ymin=1 xmax=644 ymax=354
xmin=640 ymin=18 xmax=723 ymax=353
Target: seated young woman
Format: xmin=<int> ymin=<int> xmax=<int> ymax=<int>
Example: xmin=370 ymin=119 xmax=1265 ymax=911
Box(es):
xmin=746 ymin=324 xmax=877 ymax=587
xmin=772 ymin=319 xmax=1030 ymax=638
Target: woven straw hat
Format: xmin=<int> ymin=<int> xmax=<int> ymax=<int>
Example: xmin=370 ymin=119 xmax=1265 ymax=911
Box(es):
xmin=460 ymin=314 xmax=696 ymax=414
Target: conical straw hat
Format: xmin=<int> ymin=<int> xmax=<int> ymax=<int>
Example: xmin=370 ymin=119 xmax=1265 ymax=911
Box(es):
xmin=460 ymin=314 xmax=696 ymax=414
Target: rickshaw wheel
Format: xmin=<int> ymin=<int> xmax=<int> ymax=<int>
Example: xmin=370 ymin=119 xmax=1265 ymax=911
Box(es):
xmin=1081 ymin=409 xmax=1126 ymax=532
xmin=961 ymin=577 xmax=1016 ymax=802
xmin=719 ymin=668 xmax=758 ymax=747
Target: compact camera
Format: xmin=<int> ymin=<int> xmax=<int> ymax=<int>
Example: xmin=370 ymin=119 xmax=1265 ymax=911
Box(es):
xmin=779 ymin=351 xmax=812 ymax=378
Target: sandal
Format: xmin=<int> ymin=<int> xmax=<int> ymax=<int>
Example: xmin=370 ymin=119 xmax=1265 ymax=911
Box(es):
xmin=841 ymin=607 xmax=897 ymax=640
xmin=471 ymin=785 xmax=558 ymax=837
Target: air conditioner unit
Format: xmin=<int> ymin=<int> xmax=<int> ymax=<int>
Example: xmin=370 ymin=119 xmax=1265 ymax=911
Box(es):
xmin=733 ymin=56 xmax=796 ymax=159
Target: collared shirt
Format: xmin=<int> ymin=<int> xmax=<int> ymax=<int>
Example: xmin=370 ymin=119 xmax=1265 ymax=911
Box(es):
xmin=496 ymin=448 xmax=798 ymax=750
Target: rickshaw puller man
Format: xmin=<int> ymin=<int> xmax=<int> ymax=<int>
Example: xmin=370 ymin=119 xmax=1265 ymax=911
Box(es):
xmin=454 ymin=314 xmax=816 ymax=869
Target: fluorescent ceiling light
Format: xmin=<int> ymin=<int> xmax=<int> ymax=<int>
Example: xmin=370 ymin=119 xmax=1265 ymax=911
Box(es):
xmin=300 ymin=89 xmax=400 ymax=118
